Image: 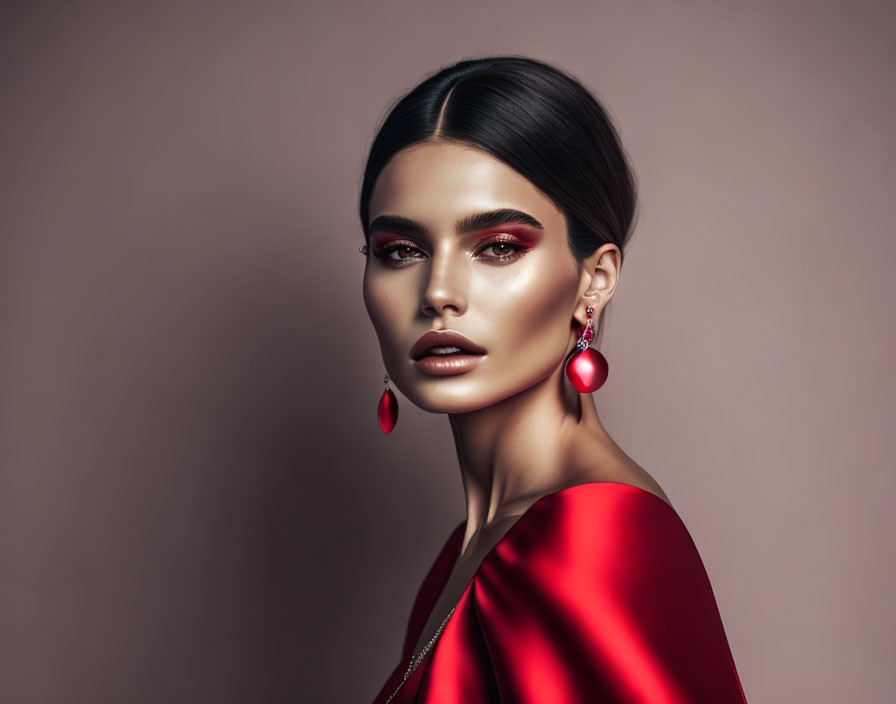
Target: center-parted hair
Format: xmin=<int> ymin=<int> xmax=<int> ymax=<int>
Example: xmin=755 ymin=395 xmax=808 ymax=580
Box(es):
xmin=359 ymin=54 xmax=638 ymax=342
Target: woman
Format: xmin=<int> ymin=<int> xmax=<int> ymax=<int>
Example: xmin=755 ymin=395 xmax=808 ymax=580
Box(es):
xmin=360 ymin=55 xmax=748 ymax=703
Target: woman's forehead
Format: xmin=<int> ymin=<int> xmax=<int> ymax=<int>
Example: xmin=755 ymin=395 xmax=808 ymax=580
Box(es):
xmin=369 ymin=142 xmax=562 ymax=231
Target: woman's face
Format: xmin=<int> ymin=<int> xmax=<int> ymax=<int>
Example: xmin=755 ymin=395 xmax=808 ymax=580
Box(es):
xmin=363 ymin=140 xmax=606 ymax=414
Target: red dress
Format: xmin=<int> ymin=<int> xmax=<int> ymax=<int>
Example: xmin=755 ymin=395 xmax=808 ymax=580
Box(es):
xmin=370 ymin=481 xmax=748 ymax=703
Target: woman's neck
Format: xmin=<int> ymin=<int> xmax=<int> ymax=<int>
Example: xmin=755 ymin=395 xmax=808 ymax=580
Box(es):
xmin=447 ymin=364 xmax=617 ymax=537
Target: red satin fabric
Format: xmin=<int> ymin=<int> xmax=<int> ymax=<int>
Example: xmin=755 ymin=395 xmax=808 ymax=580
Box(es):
xmin=371 ymin=482 xmax=748 ymax=703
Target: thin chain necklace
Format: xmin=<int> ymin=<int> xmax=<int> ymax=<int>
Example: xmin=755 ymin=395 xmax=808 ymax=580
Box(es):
xmin=384 ymin=604 xmax=457 ymax=703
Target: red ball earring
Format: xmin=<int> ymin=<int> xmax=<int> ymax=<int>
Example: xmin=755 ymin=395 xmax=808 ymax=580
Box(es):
xmin=377 ymin=373 xmax=398 ymax=434
xmin=565 ymin=305 xmax=609 ymax=393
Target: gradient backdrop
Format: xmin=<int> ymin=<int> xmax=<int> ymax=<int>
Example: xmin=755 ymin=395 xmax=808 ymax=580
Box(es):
xmin=1 ymin=1 xmax=893 ymax=702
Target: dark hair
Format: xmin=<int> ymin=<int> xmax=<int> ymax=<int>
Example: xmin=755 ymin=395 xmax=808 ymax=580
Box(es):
xmin=358 ymin=54 xmax=638 ymax=343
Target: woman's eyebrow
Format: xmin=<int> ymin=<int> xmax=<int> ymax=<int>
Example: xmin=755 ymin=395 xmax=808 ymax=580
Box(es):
xmin=368 ymin=208 xmax=544 ymax=236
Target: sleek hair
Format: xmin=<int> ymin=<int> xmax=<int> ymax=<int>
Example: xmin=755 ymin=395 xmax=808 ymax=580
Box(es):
xmin=358 ymin=54 xmax=638 ymax=342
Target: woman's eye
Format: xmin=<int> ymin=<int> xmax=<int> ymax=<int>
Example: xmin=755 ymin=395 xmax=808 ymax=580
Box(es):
xmin=377 ymin=244 xmax=425 ymax=265
xmin=389 ymin=245 xmax=419 ymax=260
xmin=482 ymin=242 xmax=514 ymax=256
xmin=478 ymin=240 xmax=526 ymax=261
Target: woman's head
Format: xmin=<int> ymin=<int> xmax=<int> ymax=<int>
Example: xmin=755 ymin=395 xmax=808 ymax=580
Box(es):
xmin=360 ymin=55 xmax=637 ymax=414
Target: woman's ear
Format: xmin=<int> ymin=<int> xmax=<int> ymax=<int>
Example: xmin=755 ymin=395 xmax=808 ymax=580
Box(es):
xmin=574 ymin=244 xmax=621 ymax=324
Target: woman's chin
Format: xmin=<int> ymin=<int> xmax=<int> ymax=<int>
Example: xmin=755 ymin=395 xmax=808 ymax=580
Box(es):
xmin=403 ymin=389 xmax=498 ymax=415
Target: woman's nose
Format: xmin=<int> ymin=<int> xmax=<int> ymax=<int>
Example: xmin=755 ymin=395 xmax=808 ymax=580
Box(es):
xmin=419 ymin=250 xmax=468 ymax=317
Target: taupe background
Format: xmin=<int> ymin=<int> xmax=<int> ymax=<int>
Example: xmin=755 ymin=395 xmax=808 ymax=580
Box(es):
xmin=1 ymin=1 xmax=893 ymax=702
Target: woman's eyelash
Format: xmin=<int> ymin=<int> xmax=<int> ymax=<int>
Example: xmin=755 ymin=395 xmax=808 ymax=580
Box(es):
xmin=480 ymin=241 xmax=526 ymax=259
xmin=373 ymin=238 xmax=528 ymax=266
xmin=373 ymin=243 xmax=424 ymax=264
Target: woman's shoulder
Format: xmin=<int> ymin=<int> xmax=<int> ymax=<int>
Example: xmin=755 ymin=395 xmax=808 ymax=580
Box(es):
xmin=480 ymin=479 xmax=692 ymax=576
xmin=471 ymin=479 xmax=725 ymax=644
xmin=470 ymin=480 xmax=748 ymax=703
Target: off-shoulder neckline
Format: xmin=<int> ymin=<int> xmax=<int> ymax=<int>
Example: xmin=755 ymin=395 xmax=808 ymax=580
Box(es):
xmin=451 ymin=479 xmax=676 ymax=543
xmin=409 ymin=481 xmax=677 ymax=661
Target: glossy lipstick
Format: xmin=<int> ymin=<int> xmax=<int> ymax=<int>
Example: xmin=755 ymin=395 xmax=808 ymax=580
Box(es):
xmin=410 ymin=330 xmax=487 ymax=377
xmin=414 ymin=353 xmax=486 ymax=376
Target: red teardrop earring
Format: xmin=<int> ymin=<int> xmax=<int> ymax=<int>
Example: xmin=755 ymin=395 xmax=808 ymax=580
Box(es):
xmin=377 ymin=373 xmax=398 ymax=434
xmin=565 ymin=305 xmax=609 ymax=393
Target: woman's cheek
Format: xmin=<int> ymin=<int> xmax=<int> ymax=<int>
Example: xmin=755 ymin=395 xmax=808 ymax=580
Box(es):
xmin=363 ymin=275 xmax=394 ymax=336
xmin=516 ymin=263 xmax=578 ymax=354
xmin=365 ymin=277 xmax=416 ymax=354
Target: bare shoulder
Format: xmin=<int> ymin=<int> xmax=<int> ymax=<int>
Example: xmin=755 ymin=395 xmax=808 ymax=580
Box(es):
xmin=567 ymin=443 xmax=674 ymax=510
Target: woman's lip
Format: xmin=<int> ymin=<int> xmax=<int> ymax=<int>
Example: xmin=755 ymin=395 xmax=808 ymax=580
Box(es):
xmin=413 ymin=353 xmax=486 ymax=376
xmin=410 ymin=330 xmax=487 ymax=360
